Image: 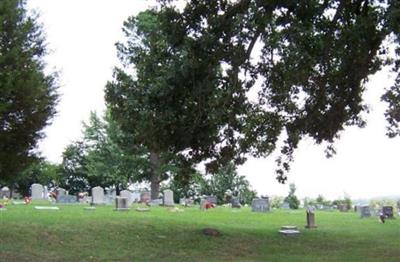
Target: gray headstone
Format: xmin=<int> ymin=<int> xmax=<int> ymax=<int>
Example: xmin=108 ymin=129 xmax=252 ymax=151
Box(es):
xmin=131 ymin=192 xmax=141 ymax=203
xmin=231 ymin=197 xmax=241 ymax=208
xmin=338 ymin=204 xmax=349 ymax=212
xmin=31 ymin=184 xmax=44 ymax=200
xmin=115 ymin=197 xmax=129 ymax=211
xmin=281 ymin=202 xmax=290 ymax=209
xmin=382 ymin=206 xmax=394 ymax=218
xmin=57 ymin=188 xmax=67 ymax=197
xmin=92 ymin=186 xmax=105 ymax=205
xmin=140 ymin=192 xmax=151 ymax=203
xmin=55 ymin=188 xmax=67 ymax=202
xmin=163 ymin=189 xmax=174 ymax=206
xmin=305 ymin=210 xmax=317 ymax=228
xmin=360 ymin=205 xmax=371 ymax=218
xmin=205 ymin=196 xmax=218 ymax=205
xmin=57 ymin=195 xmax=77 ymax=204
xmin=120 ymin=190 xmax=134 ymax=206
xmin=251 ymin=198 xmax=270 ymax=212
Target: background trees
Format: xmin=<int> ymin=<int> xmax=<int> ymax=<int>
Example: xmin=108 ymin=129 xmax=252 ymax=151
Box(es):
xmin=0 ymin=0 xmax=58 ymax=182
xmin=284 ymin=183 xmax=300 ymax=209
xmin=59 ymin=112 xmax=143 ymax=194
xmin=106 ymin=0 xmax=400 ymax=188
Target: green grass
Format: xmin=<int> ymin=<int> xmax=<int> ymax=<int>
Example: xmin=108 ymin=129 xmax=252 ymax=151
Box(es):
xmin=1 ymin=202 xmax=399 ymax=261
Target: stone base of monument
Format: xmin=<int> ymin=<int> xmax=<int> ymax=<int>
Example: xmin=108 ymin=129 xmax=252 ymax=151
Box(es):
xmin=279 ymin=229 xmax=300 ymax=236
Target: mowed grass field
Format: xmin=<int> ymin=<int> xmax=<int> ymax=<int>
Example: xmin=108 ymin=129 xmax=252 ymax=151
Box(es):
xmin=1 ymin=202 xmax=399 ymax=262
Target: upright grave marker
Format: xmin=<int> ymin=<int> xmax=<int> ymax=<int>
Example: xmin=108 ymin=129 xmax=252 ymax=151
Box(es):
xmin=92 ymin=186 xmax=105 ymax=205
xmin=251 ymin=198 xmax=270 ymax=212
xmin=382 ymin=206 xmax=394 ymax=219
xmin=360 ymin=205 xmax=371 ymax=218
xmin=31 ymin=184 xmax=44 ymax=200
xmin=305 ymin=209 xmax=317 ymax=228
xmin=120 ymin=190 xmax=134 ymax=206
xmin=115 ymin=197 xmax=129 ymax=211
xmin=163 ymin=189 xmax=174 ymax=206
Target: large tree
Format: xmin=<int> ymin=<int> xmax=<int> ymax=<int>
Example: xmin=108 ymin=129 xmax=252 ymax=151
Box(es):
xmin=0 ymin=0 xmax=58 ymax=182
xmin=106 ymin=0 xmax=399 ymax=187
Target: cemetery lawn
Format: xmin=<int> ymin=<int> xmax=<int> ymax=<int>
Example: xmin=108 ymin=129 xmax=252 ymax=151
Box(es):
xmin=1 ymin=203 xmax=399 ymax=262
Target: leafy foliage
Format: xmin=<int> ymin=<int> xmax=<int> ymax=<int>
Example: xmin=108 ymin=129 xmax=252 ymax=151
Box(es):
xmin=106 ymin=0 xmax=400 ymax=184
xmin=199 ymin=163 xmax=257 ymax=205
xmin=284 ymin=183 xmax=300 ymax=209
xmin=59 ymin=112 xmax=144 ymax=194
xmin=0 ymin=0 xmax=58 ymax=182
xmin=15 ymin=159 xmax=59 ymax=197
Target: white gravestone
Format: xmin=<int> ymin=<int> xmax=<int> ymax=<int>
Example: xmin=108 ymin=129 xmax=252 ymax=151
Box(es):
xmin=131 ymin=191 xmax=141 ymax=203
xmin=163 ymin=189 xmax=174 ymax=206
xmin=92 ymin=186 xmax=105 ymax=205
xmin=120 ymin=190 xmax=134 ymax=206
xmin=31 ymin=184 xmax=44 ymax=200
xmin=43 ymin=186 xmax=49 ymax=200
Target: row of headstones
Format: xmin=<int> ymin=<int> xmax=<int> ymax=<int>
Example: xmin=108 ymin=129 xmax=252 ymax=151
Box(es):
xmin=356 ymin=205 xmax=396 ymax=219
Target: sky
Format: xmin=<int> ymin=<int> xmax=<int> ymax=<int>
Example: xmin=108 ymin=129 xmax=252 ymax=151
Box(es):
xmin=28 ymin=0 xmax=399 ymax=200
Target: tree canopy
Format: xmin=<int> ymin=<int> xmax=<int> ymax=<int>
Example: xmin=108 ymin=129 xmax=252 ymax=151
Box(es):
xmin=0 ymin=0 xmax=58 ymax=182
xmin=59 ymin=112 xmax=145 ymax=194
xmin=106 ymin=0 xmax=399 ymax=184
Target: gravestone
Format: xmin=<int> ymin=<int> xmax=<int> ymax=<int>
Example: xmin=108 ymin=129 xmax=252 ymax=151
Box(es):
xmin=180 ymin=198 xmax=194 ymax=206
xmin=92 ymin=186 xmax=105 ymax=205
xmin=0 ymin=186 xmax=10 ymax=199
xmin=305 ymin=210 xmax=317 ymax=228
xmin=104 ymin=188 xmax=116 ymax=205
xmin=57 ymin=188 xmax=67 ymax=197
xmin=163 ymin=189 xmax=174 ymax=206
xmin=338 ymin=204 xmax=348 ymax=212
xmin=382 ymin=206 xmax=394 ymax=219
xmin=360 ymin=205 xmax=371 ymax=218
xmin=43 ymin=186 xmax=49 ymax=200
xmin=281 ymin=202 xmax=290 ymax=209
xmin=131 ymin=191 xmax=141 ymax=203
xmin=205 ymin=196 xmax=218 ymax=205
xmin=251 ymin=198 xmax=270 ymax=212
xmin=56 ymin=188 xmax=67 ymax=203
xmin=82 ymin=196 xmax=92 ymax=204
xmin=115 ymin=197 xmax=129 ymax=211
xmin=57 ymin=195 xmax=77 ymax=204
xmin=31 ymin=184 xmax=44 ymax=200
xmin=279 ymin=229 xmax=300 ymax=236
xmin=120 ymin=190 xmax=134 ymax=206
xmin=231 ymin=198 xmax=241 ymax=208
xmin=140 ymin=192 xmax=151 ymax=203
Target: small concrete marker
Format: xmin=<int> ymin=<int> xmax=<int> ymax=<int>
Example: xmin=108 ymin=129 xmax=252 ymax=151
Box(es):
xmin=34 ymin=206 xmax=59 ymax=210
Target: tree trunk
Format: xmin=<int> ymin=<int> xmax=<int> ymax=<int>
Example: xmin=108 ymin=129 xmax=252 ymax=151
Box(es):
xmin=149 ymin=152 xmax=161 ymax=200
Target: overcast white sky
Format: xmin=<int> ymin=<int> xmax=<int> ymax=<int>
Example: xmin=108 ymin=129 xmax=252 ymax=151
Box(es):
xmin=28 ymin=0 xmax=399 ymax=200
